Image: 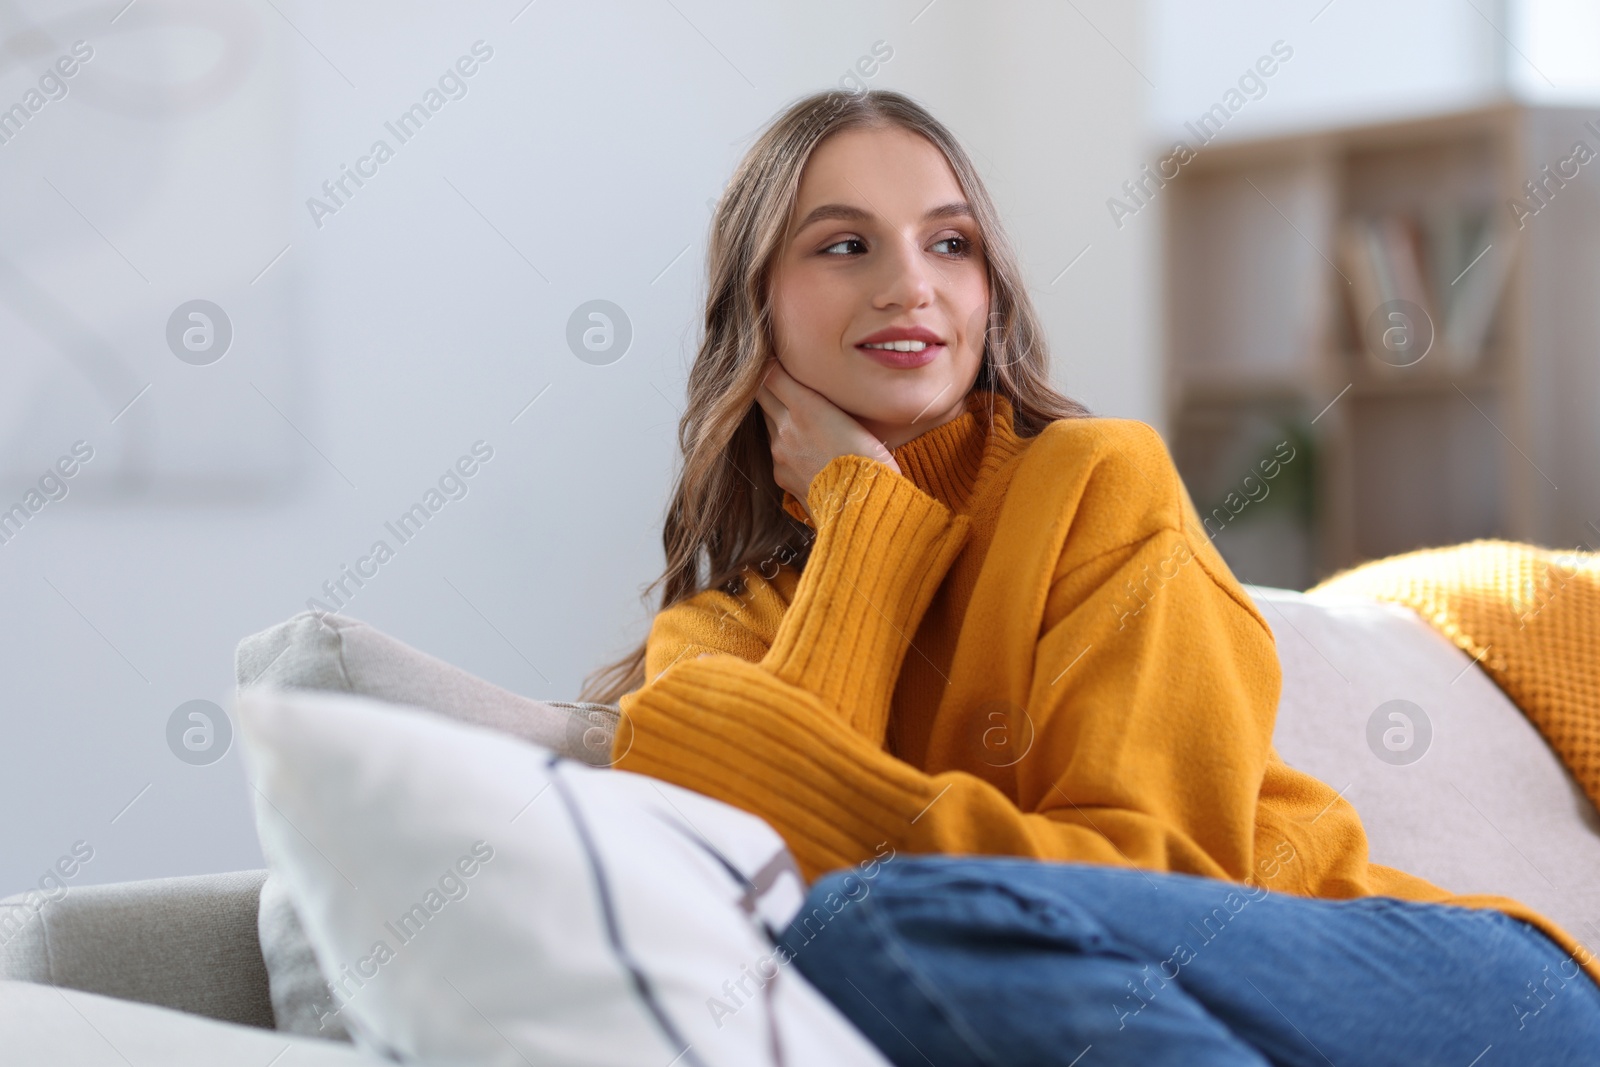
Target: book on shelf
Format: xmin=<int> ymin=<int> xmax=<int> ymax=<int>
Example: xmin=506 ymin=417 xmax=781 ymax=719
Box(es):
xmin=1436 ymin=206 xmax=1513 ymax=369
xmin=1336 ymin=205 xmax=1510 ymax=375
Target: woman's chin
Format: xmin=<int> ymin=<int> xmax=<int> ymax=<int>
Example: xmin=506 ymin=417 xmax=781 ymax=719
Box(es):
xmin=845 ymin=388 xmax=968 ymax=445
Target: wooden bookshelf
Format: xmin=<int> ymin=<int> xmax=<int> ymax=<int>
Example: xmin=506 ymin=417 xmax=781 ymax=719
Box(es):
xmin=1162 ymin=103 xmax=1600 ymax=590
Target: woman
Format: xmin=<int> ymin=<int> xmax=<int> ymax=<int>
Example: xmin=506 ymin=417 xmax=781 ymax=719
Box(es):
xmin=580 ymin=89 xmax=1600 ymax=1065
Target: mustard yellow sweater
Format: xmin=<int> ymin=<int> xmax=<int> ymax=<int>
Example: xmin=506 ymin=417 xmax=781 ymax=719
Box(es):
xmin=614 ymin=388 xmax=1600 ymax=988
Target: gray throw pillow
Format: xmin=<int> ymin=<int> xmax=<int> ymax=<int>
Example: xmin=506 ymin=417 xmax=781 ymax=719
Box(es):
xmin=235 ymin=610 xmax=621 ymax=1041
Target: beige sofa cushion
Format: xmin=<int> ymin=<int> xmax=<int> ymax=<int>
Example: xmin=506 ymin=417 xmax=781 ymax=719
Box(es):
xmin=1253 ymin=586 xmax=1600 ymax=944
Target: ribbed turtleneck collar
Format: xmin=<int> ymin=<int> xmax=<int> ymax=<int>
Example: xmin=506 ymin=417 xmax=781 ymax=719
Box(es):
xmin=782 ymin=389 xmax=1017 ymax=528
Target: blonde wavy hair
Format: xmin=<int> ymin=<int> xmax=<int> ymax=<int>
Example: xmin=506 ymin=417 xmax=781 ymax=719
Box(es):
xmin=578 ymin=88 xmax=1090 ymax=704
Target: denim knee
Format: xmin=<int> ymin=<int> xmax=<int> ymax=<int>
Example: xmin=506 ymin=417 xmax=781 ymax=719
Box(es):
xmin=797 ymin=856 xmax=1126 ymax=959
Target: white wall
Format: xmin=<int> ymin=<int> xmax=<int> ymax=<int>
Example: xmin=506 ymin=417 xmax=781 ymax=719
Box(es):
xmin=1149 ymin=0 xmax=1504 ymax=141
xmin=1510 ymin=0 xmax=1600 ymax=103
xmin=0 ymin=0 xmax=1152 ymax=893
xmin=1149 ymin=0 xmax=1600 ymax=144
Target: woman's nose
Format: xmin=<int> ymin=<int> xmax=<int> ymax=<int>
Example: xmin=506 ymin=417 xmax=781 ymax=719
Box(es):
xmin=872 ymin=232 xmax=937 ymax=310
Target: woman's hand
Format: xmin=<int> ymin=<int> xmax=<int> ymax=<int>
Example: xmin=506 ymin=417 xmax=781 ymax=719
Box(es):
xmin=755 ymin=358 xmax=901 ymax=522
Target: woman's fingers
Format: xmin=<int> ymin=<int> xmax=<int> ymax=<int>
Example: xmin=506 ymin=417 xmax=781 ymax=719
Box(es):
xmin=760 ymin=358 xmax=786 ymax=397
xmin=756 ymin=363 xmax=789 ymax=419
xmin=756 ymin=352 xmax=903 ymax=499
xmin=760 ymin=356 xmax=786 ymax=392
xmin=754 ymin=385 xmax=783 ymax=446
xmin=762 ymin=360 xmax=836 ymax=452
xmin=760 ymin=357 xmax=812 ymax=410
xmin=754 ymin=375 xmax=798 ymax=499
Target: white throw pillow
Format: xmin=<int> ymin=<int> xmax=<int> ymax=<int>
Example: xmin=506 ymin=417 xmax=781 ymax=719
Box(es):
xmin=236 ymin=688 xmax=891 ymax=1067
xmin=235 ymin=610 xmax=622 ymax=1041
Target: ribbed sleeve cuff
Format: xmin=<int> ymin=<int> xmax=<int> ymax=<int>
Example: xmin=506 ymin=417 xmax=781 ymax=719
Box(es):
xmin=781 ymin=490 xmax=812 ymax=527
xmin=760 ymin=454 xmax=972 ymax=742
xmin=615 ymin=655 xmax=940 ymax=880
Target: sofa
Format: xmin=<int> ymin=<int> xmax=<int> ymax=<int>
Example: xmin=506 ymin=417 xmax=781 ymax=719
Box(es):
xmin=5 ymin=585 xmax=1600 ymax=1062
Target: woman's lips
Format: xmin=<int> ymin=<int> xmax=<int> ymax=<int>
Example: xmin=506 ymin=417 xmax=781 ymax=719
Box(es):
xmin=856 ymin=342 xmax=942 ymax=368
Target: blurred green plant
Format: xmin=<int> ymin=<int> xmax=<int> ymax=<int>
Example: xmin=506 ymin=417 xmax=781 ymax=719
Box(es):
xmin=1194 ymin=415 xmax=1316 ymax=534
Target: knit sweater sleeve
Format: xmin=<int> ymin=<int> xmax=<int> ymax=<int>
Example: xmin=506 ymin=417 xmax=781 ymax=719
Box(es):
xmin=757 ymin=454 xmax=971 ymax=742
xmin=627 ymin=453 xmax=971 ymax=747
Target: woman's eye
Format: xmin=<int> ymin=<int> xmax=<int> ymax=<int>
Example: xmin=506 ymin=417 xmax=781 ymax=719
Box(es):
xmin=932 ymin=235 xmax=970 ymax=256
xmin=821 ymin=237 xmax=866 ymax=256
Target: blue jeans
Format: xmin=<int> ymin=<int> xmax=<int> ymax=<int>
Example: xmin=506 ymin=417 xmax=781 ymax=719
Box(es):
xmin=781 ymin=857 xmax=1600 ymax=1067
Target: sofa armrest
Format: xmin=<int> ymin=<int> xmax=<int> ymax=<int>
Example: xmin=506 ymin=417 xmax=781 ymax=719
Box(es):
xmin=0 ymin=869 xmax=273 ymax=1030
xmin=0 ymin=979 xmax=381 ymax=1065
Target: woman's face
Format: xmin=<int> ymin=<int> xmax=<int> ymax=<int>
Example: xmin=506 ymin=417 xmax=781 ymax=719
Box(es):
xmin=768 ymin=124 xmax=990 ymax=449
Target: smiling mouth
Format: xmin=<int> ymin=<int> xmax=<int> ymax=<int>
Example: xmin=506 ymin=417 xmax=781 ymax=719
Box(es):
xmin=855 ymin=339 xmax=942 ymax=369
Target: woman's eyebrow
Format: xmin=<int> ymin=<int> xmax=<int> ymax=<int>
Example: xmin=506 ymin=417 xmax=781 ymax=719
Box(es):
xmin=793 ymin=200 xmax=974 ymax=232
